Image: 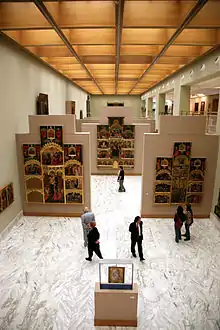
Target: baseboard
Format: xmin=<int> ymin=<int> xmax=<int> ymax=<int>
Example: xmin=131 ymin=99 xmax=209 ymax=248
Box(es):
xmin=94 ymin=319 xmax=137 ymax=326
xmin=141 ymin=214 xmax=210 ymax=219
xmin=0 ymin=210 xmax=23 ymax=239
xmin=23 ymin=212 xmax=81 ymax=217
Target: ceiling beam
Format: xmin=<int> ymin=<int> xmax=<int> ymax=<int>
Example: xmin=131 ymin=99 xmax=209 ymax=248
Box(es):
xmin=115 ymin=0 xmax=124 ymax=94
xmin=128 ymin=0 xmax=209 ymax=94
xmin=33 ymin=0 xmax=103 ymax=94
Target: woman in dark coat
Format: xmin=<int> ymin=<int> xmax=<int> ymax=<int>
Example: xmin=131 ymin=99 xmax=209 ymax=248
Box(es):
xmin=182 ymin=203 xmax=194 ymax=241
xmin=85 ymin=222 xmax=103 ymax=261
xmin=174 ymin=205 xmax=186 ymax=243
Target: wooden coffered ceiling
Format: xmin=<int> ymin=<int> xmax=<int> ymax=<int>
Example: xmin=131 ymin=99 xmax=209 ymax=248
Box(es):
xmin=0 ymin=0 xmax=220 ymax=95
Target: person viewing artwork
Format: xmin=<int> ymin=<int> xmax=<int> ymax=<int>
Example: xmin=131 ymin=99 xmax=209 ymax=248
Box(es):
xmin=117 ymin=166 xmax=125 ymax=192
xmin=129 ymin=216 xmax=145 ymax=261
xmin=182 ymin=203 xmax=194 ymax=241
xmin=174 ymin=205 xmax=186 ymax=243
xmin=85 ymin=222 xmax=103 ymax=261
xmin=81 ymin=207 xmax=95 ymax=247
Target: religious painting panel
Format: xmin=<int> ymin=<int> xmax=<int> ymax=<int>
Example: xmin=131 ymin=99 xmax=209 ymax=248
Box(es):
xmin=186 ymin=194 xmax=203 ymax=204
xmin=123 ymin=125 xmax=135 ymax=139
xmin=173 ymin=142 xmax=192 ymax=157
xmin=155 ymin=182 xmax=171 ymax=193
xmin=154 ymin=193 xmax=171 ymax=204
xmin=97 ymin=125 xmax=109 ymax=139
xmin=108 ymin=266 xmax=125 ymax=284
xmin=97 ymin=159 xmax=113 ymax=167
xmin=40 ymin=126 xmax=63 ymax=147
xmin=64 ymin=144 xmax=83 ymax=164
xmin=66 ymin=191 xmax=83 ymax=204
xmin=24 ymin=160 xmax=42 ymax=176
xmin=187 ymin=182 xmax=203 ymax=193
xmin=41 ymin=143 xmax=63 ymax=166
xmin=65 ymin=177 xmax=83 ymax=190
xmin=23 ymin=144 xmax=41 ymax=163
xmin=0 ymin=183 xmax=14 ymax=213
xmin=97 ymin=140 xmax=110 ymax=149
xmin=108 ymin=117 xmax=124 ymax=127
xmin=65 ymin=160 xmax=83 ymax=177
xmin=43 ymin=167 xmax=64 ymax=203
xmin=189 ymin=158 xmax=206 ymax=181
xmin=109 ymin=119 xmax=123 ymax=138
xmin=97 ymin=149 xmax=111 ymax=159
xmin=121 ymin=149 xmax=134 ymax=159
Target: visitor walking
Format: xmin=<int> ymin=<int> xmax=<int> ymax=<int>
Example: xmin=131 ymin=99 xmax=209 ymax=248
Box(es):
xmin=117 ymin=166 xmax=125 ymax=192
xmin=85 ymin=222 xmax=103 ymax=261
xmin=174 ymin=205 xmax=186 ymax=243
xmin=81 ymin=207 xmax=95 ymax=247
xmin=182 ymin=203 xmax=194 ymax=241
xmin=129 ymin=216 xmax=145 ymax=261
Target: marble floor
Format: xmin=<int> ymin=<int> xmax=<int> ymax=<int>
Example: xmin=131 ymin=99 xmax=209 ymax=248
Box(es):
xmin=0 ymin=176 xmax=220 ymax=330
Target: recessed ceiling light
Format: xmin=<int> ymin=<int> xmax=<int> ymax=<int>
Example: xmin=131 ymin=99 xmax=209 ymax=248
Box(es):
xmin=197 ymin=93 xmax=205 ymax=97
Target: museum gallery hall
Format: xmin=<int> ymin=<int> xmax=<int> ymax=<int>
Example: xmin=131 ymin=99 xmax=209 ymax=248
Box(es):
xmin=0 ymin=0 xmax=220 ymax=329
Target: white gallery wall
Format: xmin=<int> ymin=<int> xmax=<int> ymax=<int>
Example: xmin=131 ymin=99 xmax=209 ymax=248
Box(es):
xmin=90 ymin=95 xmax=142 ymax=118
xmin=0 ymin=37 xmax=88 ymax=232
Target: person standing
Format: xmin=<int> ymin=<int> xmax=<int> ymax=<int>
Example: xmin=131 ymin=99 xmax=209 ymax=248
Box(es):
xmin=117 ymin=166 xmax=125 ymax=192
xmin=129 ymin=216 xmax=145 ymax=261
xmin=183 ymin=203 xmax=194 ymax=241
xmin=174 ymin=205 xmax=186 ymax=243
xmin=85 ymin=222 xmax=103 ymax=261
xmin=81 ymin=207 xmax=95 ymax=247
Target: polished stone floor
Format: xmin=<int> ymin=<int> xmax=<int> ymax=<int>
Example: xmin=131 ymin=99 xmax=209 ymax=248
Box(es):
xmin=0 ymin=176 xmax=220 ymax=330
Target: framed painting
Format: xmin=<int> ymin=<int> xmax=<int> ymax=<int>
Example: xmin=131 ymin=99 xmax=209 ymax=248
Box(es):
xmin=97 ymin=140 xmax=109 ymax=149
xmin=24 ymin=160 xmax=42 ymax=176
xmin=97 ymin=125 xmax=109 ymax=139
xmin=108 ymin=266 xmax=125 ymax=284
xmin=188 ymin=182 xmax=203 ymax=193
xmin=36 ymin=93 xmax=49 ymax=115
xmin=65 ymin=177 xmax=83 ymax=190
xmin=156 ymin=157 xmax=172 ymax=174
xmin=173 ymin=142 xmax=192 ymax=157
xmin=0 ymin=183 xmax=14 ymax=212
xmin=43 ymin=167 xmax=64 ymax=203
xmin=64 ymin=144 xmax=83 ymax=164
xmin=41 ymin=144 xmax=63 ymax=166
xmin=155 ymin=182 xmax=171 ymax=193
xmin=154 ymin=193 xmax=171 ymax=204
xmin=122 ymin=125 xmax=135 ymax=139
xmin=66 ymin=191 xmax=83 ymax=204
xmin=108 ymin=117 xmax=124 ymax=127
xmin=65 ymin=160 xmax=83 ymax=176
xmin=23 ymin=144 xmax=41 ymax=163
xmin=40 ymin=126 xmax=63 ymax=147
xmin=189 ymin=158 xmax=206 ymax=181
xmin=186 ymin=194 xmax=203 ymax=204
xmin=200 ymin=101 xmax=205 ymax=114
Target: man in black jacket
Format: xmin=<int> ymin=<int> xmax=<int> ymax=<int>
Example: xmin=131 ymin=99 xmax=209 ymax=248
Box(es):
xmin=117 ymin=166 xmax=125 ymax=192
xmin=129 ymin=216 xmax=145 ymax=261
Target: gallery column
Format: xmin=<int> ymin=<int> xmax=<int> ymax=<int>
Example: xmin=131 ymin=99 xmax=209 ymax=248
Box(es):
xmin=174 ymin=85 xmax=190 ymax=116
xmin=216 ymin=92 xmax=220 ymax=134
xmin=145 ymin=97 xmax=153 ymax=118
xmin=155 ymin=93 xmax=165 ymax=130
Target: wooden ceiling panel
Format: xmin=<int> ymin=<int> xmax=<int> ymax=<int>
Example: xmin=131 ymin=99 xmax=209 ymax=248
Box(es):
xmin=174 ymin=29 xmax=218 ymax=46
xmin=85 ymin=64 xmax=115 ymax=70
xmin=69 ymin=28 xmax=115 ymax=45
xmin=74 ymin=45 xmax=115 ymax=56
xmin=120 ymin=45 xmax=159 ymax=56
xmin=122 ymin=28 xmax=172 ymax=45
xmin=59 ymin=1 xmax=115 ymax=27
xmin=42 ymin=57 xmax=79 ymax=64
xmin=123 ymin=1 xmax=195 ymax=27
xmin=187 ymin=1 xmax=220 ymax=28
xmin=119 ymin=64 xmax=147 ymax=70
xmin=27 ymin=46 xmax=71 ymax=57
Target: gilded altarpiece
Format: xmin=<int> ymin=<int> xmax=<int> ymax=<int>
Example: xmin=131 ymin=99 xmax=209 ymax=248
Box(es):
xmin=154 ymin=142 xmax=206 ymax=205
xmin=23 ymin=126 xmax=84 ymax=205
xmin=97 ymin=117 xmax=135 ymax=168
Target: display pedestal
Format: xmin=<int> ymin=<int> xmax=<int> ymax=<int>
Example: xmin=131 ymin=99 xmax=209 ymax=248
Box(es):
xmin=94 ymin=282 xmax=138 ymax=327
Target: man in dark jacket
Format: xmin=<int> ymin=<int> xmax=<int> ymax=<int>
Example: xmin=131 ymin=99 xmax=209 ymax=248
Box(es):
xmin=117 ymin=166 xmax=125 ymax=192
xmin=129 ymin=216 xmax=145 ymax=261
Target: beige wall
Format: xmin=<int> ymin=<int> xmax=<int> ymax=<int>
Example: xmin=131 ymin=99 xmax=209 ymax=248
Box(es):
xmin=0 ymin=37 xmax=88 ymax=231
xmin=141 ymin=116 xmax=219 ymax=218
xmin=16 ymin=115 xmax=91 ymax=216
xmin=90 ymin=95 xmax=142 ymax=118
